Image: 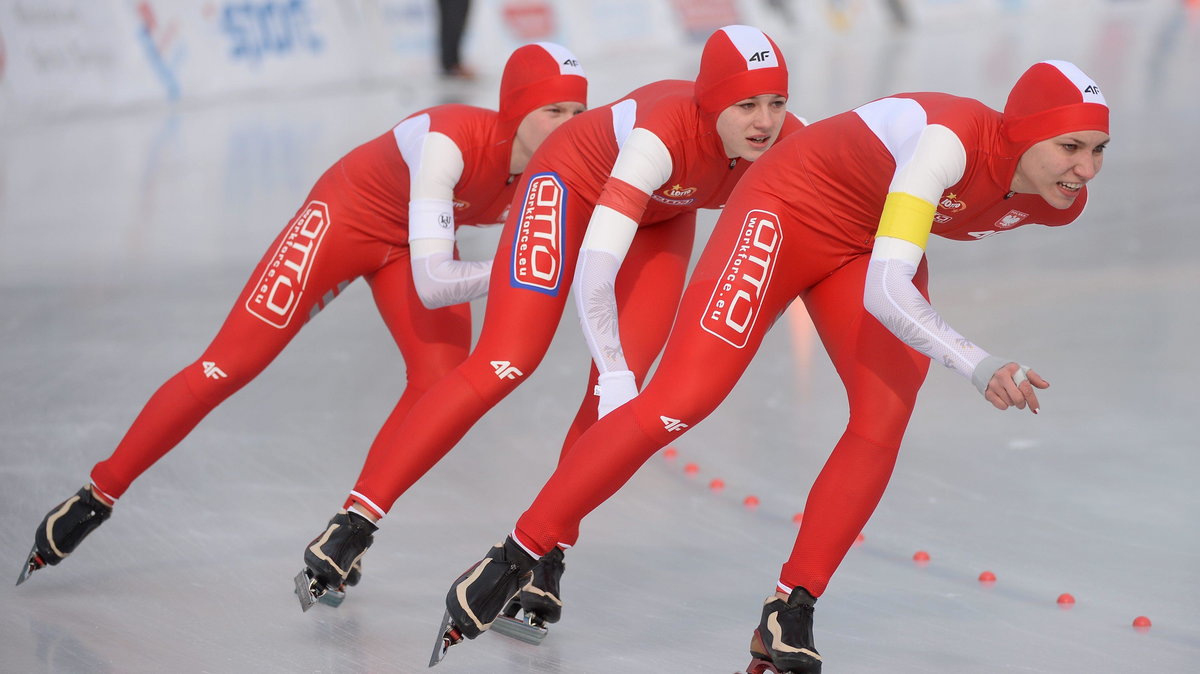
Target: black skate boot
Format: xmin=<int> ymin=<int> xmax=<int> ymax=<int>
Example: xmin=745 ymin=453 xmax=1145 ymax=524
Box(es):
xmin=318 ymin=557 xmax=363 ymax=608
xmin=17 ymin=486 xmax=113 ymax=585
xmin=293 ymin=510 xmax=376 ymax=612
xmin=445 ymin=536 xmax=537 ymax=640
xmin=745 ymin=587 xmax=822 ymax=673
xmin=493 ymin=546 xmax=565 ymax=644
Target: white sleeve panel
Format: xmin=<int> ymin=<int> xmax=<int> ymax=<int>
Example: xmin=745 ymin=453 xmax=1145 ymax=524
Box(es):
xmin=408 ymin=198 xmax=456 ymax=242
xmin=393 ymin=117 xmax=489 ymax=308
xmin=574 ymin=208 xmax=639 ymax=374
xmin=854 ymin=98 xmax=967 ymax=203
xmin=394 ymin=119 xmax=464 ymax=203
xmin=409 ymin=245 xmax=492 ymax=309
xmin=568 ymin=127 xmax=671 ymax=375
xmin=573 ymin=248 xmax=630 ymax=374
xmin=610 ymin=98 xmax=637 ymax=148
xmin=863 ymin=236 xmax=992 ymax=380
xmin=609 ymin=127 xmax=675 ymax=196
xmin=889 ymin=125 xmax=968 ymax=203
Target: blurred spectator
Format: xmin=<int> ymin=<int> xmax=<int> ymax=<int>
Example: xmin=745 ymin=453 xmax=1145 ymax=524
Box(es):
xmin=438 ymin=0 xmax=475 ymax=80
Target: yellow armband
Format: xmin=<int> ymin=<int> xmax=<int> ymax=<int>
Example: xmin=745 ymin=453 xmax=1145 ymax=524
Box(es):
xmin=876 ymin=192 xmax=935 ymax=250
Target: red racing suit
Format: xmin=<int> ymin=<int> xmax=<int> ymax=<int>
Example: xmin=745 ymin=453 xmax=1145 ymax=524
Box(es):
xmin=90 ymin=104 xmax=520 ymax=500
xmin=347 ymin=80 xmax=804 ymax=524
xmin=510 ymin=92 xmax=1088 ymax=595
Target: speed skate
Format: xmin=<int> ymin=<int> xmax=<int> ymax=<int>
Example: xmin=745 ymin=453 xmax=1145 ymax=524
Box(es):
xmin=15 ymin=545 xmax=45 ymax=586
xmin=428 ymin=610 xmax=464 ymax=667
xmin=489 ymin=602 xmax=549 ymax=644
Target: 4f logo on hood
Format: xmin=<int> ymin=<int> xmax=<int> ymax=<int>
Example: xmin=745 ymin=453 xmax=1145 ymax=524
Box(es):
xmin=748 ymin=50 xmax=772 ymax=63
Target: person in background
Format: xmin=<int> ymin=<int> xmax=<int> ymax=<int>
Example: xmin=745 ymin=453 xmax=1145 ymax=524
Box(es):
xmin=438 ymin=0 xmax=475 ymax=80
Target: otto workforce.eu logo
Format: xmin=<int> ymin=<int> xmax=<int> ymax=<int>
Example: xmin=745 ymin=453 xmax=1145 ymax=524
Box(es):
xmin=510 ymin=173 xmax=566 ymax=296
xmin=246 ymin=200 xmax=329 ymax=329
xmin=701 ymin=209 xmax=782 ymax=348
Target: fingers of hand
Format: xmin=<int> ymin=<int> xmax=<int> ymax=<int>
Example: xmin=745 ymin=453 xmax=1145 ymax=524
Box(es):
xmin=1023 ymin=383 xmax=1040 ymax=414
xmin=1026 ymin=369 xmax=1050 ymax=389
xmin=985 ymin=390 xmax=1008 ymax=410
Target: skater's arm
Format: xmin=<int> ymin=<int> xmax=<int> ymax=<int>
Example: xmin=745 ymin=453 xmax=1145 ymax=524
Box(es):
xmin=402 ymin=129 xmax=493 ymax=309
xmin=573 ymin=128 xmax=674 ymax=416
xmin=862 ymin=124 xmax=1044 ymax=412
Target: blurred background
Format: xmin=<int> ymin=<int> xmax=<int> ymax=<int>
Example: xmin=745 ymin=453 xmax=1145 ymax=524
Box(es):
xmin=1 ymin=1 xmax=1198 ymax=672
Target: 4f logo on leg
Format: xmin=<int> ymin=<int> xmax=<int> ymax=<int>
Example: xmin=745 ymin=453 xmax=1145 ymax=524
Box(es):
xmin=492 ymin=361 xmax=524 ymax=380
xmin=202 ymin=361 xmax=227 ymax=380
xmin=661 ymin=416 xmax=688 ymax=433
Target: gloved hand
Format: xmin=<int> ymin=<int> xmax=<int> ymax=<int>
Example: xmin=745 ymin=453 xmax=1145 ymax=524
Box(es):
xmin=971 ymin=356 xmax=1047 ymax=414
xmin=596 ymin=370 xmax=638 ymax=418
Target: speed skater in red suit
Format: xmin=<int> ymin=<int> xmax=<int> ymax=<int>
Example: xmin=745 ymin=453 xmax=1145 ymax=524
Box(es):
xmin=301 ymin=24 xmax=806 ymax=622
xmin=18 ymin=43 xmax=588 ymax=596
xmin=442 ymin=60 xmax=1110 ymax=672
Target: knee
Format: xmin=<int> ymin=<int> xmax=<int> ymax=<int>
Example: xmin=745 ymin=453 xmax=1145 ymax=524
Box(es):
xmin=456 ymin=352 xmax=538 ymax=403
xmin=627 ymin=382 xmax=721 ymax=444
xmin=846 ymin=400 xmax=915 ymax=452
xmin=405 ymin=348 xmax=469 ymax=391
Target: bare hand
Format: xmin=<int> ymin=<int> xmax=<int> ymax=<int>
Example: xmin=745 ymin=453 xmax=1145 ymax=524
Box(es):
xmin=984 ymin=362 xmax=1049 ymax=414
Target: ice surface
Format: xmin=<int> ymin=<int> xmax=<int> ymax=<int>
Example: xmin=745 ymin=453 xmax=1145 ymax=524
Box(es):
xmin=2 ymin=4 xmax=1198 ymax=673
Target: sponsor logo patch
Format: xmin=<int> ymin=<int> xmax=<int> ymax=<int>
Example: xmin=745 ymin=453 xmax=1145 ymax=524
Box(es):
xmin=651 ymin=183 xmax=698 ymax=207
xmin=492 ymin=360 xmax=524 ymax=380
xmin=938 ymin=192 xmax=966 ymax=213
xmin=701 ymin=209 xmax=782 ymax=348
xmin=246 ymin=200 xmax=329 ymax=329
xmin=661 ymin=416 xmax=689 ymax=432
xmin=202 ymin=361 xmax=227 ymax=380
xmin=510 ymin=173 xmax=566 ymax=295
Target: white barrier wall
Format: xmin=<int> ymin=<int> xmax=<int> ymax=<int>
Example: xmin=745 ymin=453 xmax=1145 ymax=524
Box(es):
xmin=2 ymin=0 xmax=1189 ymax=126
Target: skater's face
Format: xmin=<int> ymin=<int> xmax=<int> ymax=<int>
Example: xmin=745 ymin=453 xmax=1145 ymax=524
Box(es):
xmin=1010 ymin=130 xmax=1108 ymax=209
xmin=716 ymin=94 xmax=788 ymax=161
xmin=511 ymin=101 xmax=587 ymax=173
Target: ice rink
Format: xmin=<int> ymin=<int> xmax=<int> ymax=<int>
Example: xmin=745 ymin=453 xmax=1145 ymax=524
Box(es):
xmin=3 ymin=3 xmax=1199 ymax=673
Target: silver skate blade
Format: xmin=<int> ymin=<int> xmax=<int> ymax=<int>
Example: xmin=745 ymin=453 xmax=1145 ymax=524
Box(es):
xmin=16 ymin=546 xmax=42 ymax=586
xmin=317 ymin=586 xmax=346 ymax=607
xmin=293 ymin=569 xmax=320 ymax=612
xmin=428 ymin=610 xmax=461 ymax=667
xmin=490 ymin=614 xmax=548 ymax=645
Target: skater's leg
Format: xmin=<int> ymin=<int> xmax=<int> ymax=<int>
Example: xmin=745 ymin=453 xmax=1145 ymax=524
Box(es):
xmin=557 ymin=213 xmax=694 ymax=459
xmin=346 ymin=178 xmax=590 ymax=517
xmin=31 ymin=183 xmax=381 ymax=578
xmin=90 ymin=197 xmax=374 ymax=500
xmin=295 ymin=253 xmax=473 ymax=605
xmin=514 ymin=202 xmax=808 ymax=556
xmin=349 ymin=251 xmax=473 ymax=515
xmin=778 ymin=255 xmax=930 ymax=597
